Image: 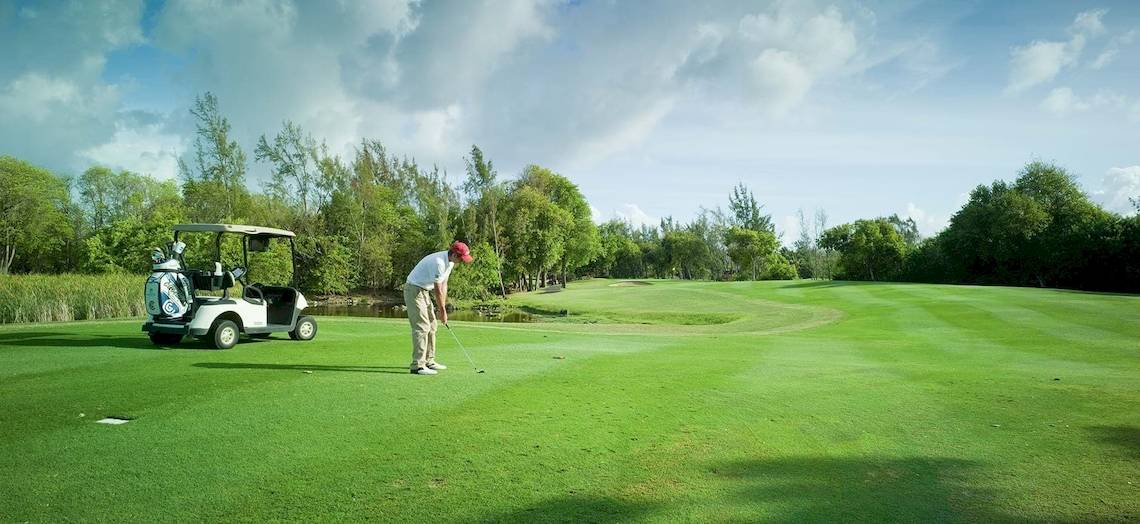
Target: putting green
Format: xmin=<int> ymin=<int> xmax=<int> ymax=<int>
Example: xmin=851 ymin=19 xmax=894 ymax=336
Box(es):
xmin=1 ymin=279 xmax=1137 ymax=522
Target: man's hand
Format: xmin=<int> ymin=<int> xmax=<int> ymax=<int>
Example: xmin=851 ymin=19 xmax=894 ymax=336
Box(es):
xmin=432 ymin=283 xmax=448 ymax=325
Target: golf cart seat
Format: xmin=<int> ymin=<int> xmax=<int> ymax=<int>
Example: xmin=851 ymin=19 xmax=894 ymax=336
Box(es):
xmin=188 ymin=264 xmax=236 ymax=292
xmin=242 ymin=283 xmax=264 ymax=306
xmin=254 ymin=285 xmax=299 ymax=325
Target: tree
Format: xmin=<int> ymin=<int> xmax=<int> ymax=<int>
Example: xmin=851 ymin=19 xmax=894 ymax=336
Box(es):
xmin=255 ymin=121 xmax=319 ymax=217
xmin=792 ymin=208 xmax=834 ymax=279
xmin=886 ymin=214 xmax=921 ymax=247
xmin=294 ymin=235 xmax=356 ymax=295
xmin=502 ymin=185 xmax=570 ymax=290
xmin=78 ymin=169 xmax=187 ymax=273
xmin=413 ymin=164 xmax=458 ymax=252
xmin=662 ymin=230 xmax=708 ymax=279
xmin=728 ymin=182 xmax=773 ymax=233
xmin=515 ymin=165 xmax=600 ymax=287
xmin=760 ymin=252 xmax=798 ymax=280
xmin=321 ymin=140 xmax=401 ymax=289
xmin=180 ymin=93 xmax=251 ymax=222
xmin=820 ymin=218 xmax=908 ymax=281
xmin=447 ymin=242 xmax=502 ymax=300
xmin=1012 ymin=161 xmax=1112 ymax=288
xmin=592 ymin=220 xmax=647 ymax=278
xmin=943 ymin=182 xmax=1039 ymax=283
xmin=0 ymin=157 xmax=72 ymax=274
xmin=724 ymin=227 xmax=778 ymax=280
xmin=461 ymin=146 xmax=507 ymax=295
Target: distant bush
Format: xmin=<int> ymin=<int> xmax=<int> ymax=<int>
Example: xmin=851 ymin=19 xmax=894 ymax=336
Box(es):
xmin=0 ymin=274 xmax=146 ymax=323
xmin=760 ymin=253 xmax=799 ymax=280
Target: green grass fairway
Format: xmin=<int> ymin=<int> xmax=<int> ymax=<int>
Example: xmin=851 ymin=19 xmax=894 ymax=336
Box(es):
xmin=2 ymin=280 xmax=1138 ymax=522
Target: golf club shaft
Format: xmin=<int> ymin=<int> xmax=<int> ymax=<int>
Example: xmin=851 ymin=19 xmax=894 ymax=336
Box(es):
xmin=444 ymin=323 xmax=480 ymax=371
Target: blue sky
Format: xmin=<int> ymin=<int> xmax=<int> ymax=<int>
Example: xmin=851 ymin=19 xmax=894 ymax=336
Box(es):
xmin=2 ymin=0 xmax=1138 ymax=240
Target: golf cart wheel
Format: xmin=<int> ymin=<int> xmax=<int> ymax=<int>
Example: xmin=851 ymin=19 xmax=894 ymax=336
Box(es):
xmin=209 ymin=319 xmax=240 ymax=350
xmin=290 ymin=316 xmax=317 ymax=341
xmin=148 ymin=332 xmax=183 ymax=346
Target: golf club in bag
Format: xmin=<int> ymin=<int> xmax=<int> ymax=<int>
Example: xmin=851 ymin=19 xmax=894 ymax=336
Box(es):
xmin=444 ymin=323 xmax=485 ymax=373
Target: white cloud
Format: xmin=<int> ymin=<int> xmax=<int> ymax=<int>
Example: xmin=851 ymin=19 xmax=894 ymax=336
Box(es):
xmin=79 ymin=117 xmax=186 ymax=180
xmin=1007 ymin=41 xmax=1073 ymax=94
xmin=1041 ymin=87 xmax=1130 ymax=116
xmin=4 ymin=0 xmax=955 ymax=191
xmin=611 ymin=204 xmax=657 ymax=229
xmin=1041 ymin=87 xmax=1090 ymax=115
xmin=589 ymin=205 xmax=604 ymax=224
xmin=749 ymin=49 xmax=813 ymax=114
xmin=569 ymin=98 xmax=675 ymax=168
xmin=736 ymin=5 xmax=859 ymax=112
xmin=0 ymin=73 xmax=81 ymax=122
xmin=1006 ymin=9 xmax=1106 ymax=94
xmin=153 ymin=0 xmax=417 ymax=168
xmin=1095 ymin=166 xmax=1140 ymax=215
xmin=1070 ymin=9 xmax=1107 ymax=38
xmin=1090 ymin=29 xmax=1136 ymax=69
xmin=0 ymin=1 xmax=144 ymax=174
xmin=407 ymin=104 xmax=464 ymax=158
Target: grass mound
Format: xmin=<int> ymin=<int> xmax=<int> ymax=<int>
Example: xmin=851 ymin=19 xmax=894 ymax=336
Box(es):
xmin=1 ymin=279 xmax=1137 ymax=522
xmin=510 ymin=279 xmax=841 ymax=334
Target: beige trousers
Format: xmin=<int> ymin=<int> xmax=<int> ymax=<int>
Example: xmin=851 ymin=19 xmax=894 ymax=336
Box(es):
xmin=405 ymin=284 xmax=437 ymax=370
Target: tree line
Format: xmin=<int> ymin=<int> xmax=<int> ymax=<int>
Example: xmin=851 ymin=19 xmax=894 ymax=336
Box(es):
xmin=2 ymin=93 xmax=1137 ymax=295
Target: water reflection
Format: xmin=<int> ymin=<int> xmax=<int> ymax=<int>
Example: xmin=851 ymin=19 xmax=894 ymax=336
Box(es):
xmin=309 ymin=304 xmax=536 ymax=323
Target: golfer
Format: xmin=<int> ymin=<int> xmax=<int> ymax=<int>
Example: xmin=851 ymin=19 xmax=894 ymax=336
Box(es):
xmin=405 ymin=241 xmax=473 ymax=375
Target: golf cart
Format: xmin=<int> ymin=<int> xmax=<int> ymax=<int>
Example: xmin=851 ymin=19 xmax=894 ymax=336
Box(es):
xmin=142 ymin=224 xmax=317 ymax=349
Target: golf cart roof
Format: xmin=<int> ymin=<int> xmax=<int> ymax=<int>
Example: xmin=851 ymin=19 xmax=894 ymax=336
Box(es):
xmin=173 ymin=224 xmax=296 ymax=238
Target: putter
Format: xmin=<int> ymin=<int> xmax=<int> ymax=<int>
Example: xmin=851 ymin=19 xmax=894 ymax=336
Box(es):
xmin=444 ymin=323 xmax=485 ymax=373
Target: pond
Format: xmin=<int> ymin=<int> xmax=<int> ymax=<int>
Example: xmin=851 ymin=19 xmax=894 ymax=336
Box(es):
xmin=309 ymin=304 xmax=537 ymax=323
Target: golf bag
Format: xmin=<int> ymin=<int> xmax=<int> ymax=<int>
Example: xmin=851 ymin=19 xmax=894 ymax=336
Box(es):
xmin=145 ymin=246 xmax=193 ymax=319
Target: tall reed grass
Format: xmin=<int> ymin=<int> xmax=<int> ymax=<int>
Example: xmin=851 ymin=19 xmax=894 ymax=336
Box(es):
xmin=0 ymin=274 xmax=146 ymax=324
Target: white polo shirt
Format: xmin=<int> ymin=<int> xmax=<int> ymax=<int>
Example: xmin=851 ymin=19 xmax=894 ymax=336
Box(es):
xmin=406 ymin=251 xmax=454 ymax=291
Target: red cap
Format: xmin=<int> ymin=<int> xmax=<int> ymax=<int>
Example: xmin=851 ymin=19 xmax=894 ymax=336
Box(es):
xmin=450 ymin=241 xmax=473 ymax=263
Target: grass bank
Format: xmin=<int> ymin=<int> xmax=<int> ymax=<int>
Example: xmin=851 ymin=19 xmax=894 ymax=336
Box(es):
xmin=1 ymin=279 xmax=1137 ymax=521
xmin=0 ymin=273 xmax=146 ymax=324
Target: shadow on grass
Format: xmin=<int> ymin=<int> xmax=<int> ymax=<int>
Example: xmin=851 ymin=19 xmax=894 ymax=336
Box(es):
xmin=0 ymin=332 xmax=286 ymax=351
xmin=1085 ymin=426 xmax=1140 ymax=459
xmin=0 ymin=331 xmax=163 ymax=350
xmin=193 ymin=362 xmax=409 ymax=374
xmin=474 ymin=494 xmax=656 ymax=523
xmin=1048 ymin=288 xmax=1140 ymax=298
xmin=711 ymin=455 xmax=1045 ymax=522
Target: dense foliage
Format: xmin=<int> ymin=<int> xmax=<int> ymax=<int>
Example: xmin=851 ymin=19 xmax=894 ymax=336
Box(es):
xmin=819 ymin=162 xmax=1139 ymax=292
xmin=1 ymin=94 xmax=1135 ymax=294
